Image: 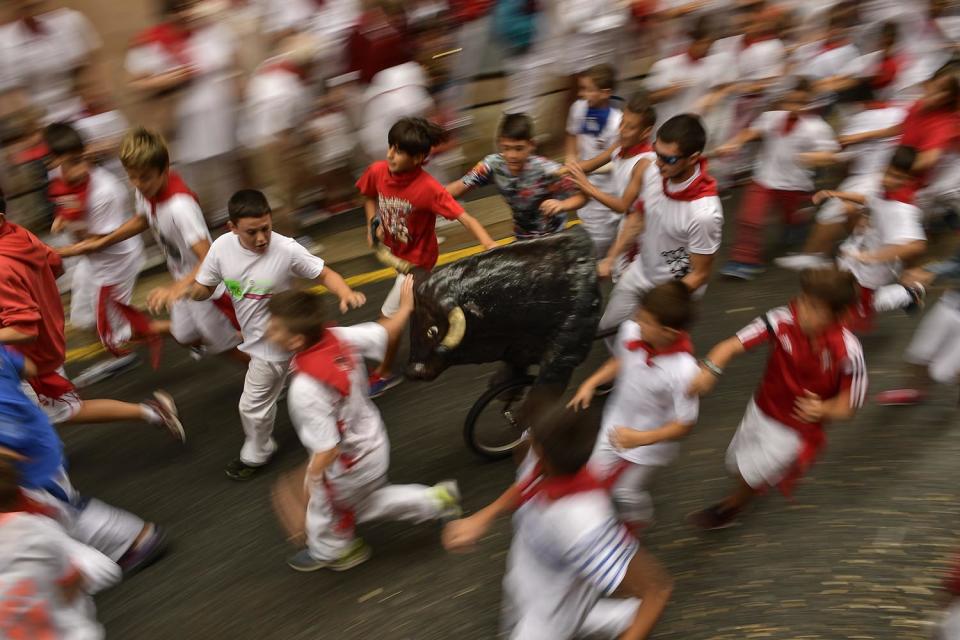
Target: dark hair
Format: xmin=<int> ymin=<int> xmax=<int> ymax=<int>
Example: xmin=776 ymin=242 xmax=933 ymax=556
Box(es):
xmin=656 ymin=114 xmax=707 ymax=156
xmin=642 ymin=281 xmax=695 ymax=330
xmin=583 ymin=64 xmax=616 ymax=92
xmin=625 ymin=92 xmax=657 ymax=129
xmin=0 ymin=189 xmax=5 ymax=215
xmin=837 ymin=78 xmax=876 ymax=105
xmin=800 ymin=268 xmax=858 ymax=315
xmin=530 ymin=400 xmax=600 ymax=476
xmin=929 ymin=65 xmax=960 ymax=110
xmin=43 ymin=122 xmax=85 ymax=157
xmin=497 ymin=113 xmax=534 ymax=141
xmin=228 ymin=189 xmax=272 ymax=223
xmin=0 ymin=456 xmax=19 ymax=512
xmin=387 ymin=117 xmax=447 ymax=158
xmin=267 ymin=290 xmax=326 ymax=345
xmin=789 ymin=76 xmax=813 ymax=94
xmin=879 ymin=20 xmax=898 ymax=43
xmin=888 ymin=145 xmax=918 ymax=174
xmin=688 ymin=14 xmax=713 ymax=41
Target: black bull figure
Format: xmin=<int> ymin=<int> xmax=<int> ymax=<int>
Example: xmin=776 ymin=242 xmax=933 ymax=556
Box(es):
xmin=406 ymin=226 xmax=601 ymax=389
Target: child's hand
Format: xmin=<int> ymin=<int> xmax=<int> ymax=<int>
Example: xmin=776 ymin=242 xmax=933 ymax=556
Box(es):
xmin=564 ymin=162 xmax=592 ymax=191
xmin=792 ymin=390 xmax=825 ymax=423
xmin=687 ymin=368 xmax=718 ymax=397
xmin=540 ymin=199 xmax=565 ymax=217
xmin=51 ymin=216 xmax=68 ymax=234
xmin=610 ymin=426 xmax=643 ymax=450
xmin=567 ymin=383 xmax=596 ymax=411
xmin=597 ymin=257 xmax=614 ymax=279
xmin=397 ymin=275 xmax=415 ymax=312
xmin=442 ymin=515 xmax=487 ymax=553
xmin=146 ymin=285 xmax=179 ymax=315
xmin=812 ymin=190 xmax=833 ymax=205
xmin=338 ymin=290 xmax=367 ymax=314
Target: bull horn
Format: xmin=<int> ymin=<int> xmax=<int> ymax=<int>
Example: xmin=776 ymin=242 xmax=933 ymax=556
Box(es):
xmin=439 ymin=307 xmax=466 ymax=351
xmin=375 ymin=245 xmax=413 ymax=274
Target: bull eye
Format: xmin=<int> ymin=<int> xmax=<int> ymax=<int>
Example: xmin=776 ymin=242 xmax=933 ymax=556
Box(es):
xmin=427 ymin=326 xmax=439 ymax=339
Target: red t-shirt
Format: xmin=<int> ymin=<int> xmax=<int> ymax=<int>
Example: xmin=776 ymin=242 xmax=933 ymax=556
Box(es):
xmin=736 ymin=304 xmax=867 ymax=433
xmin=356 ymin=161 xmax=464 ymax=270
xmin=0 ymin=222 xmax=67 ymax=376
xmin=900 ymin=100 xmax=960 ymax=188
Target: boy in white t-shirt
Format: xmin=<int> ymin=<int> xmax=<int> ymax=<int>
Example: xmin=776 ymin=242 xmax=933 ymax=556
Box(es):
xmin=716 ymin=78 xmax=840 ymax=280
xmin=58 ymin=127 xmax=244 ymax=360
xmin=812 ymin=146 xmax=928 ymax=332
xmin=188 ymin=190 xmax=365 ymax=481
xmin=44 ymin=123 xmax=148 ymax=381
xmin=442 ymin=400 xmax=673 ymax=640
xmin=569 ymin=282 xmax=700 ymax=534
xmin=265 ymin=278 xmax=459 ymax=571
xmin=565 ymin=64 xmax=623 ymax=257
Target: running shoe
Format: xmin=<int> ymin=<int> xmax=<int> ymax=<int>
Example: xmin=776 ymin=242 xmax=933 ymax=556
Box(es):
xmin=287 ymin=539 xmax=372 ymax=572
xmin=145 ymin=391 xmax=185 ymax=443
xmin=73 ymin=353 xmax=140 ymax=389
xmin=687 ymin=504 xmax=740 ymax=530
xmin=720 ymin=261 xmax=766 ymax=281
xmin=431 ymin=480 xmax=462 ymax=521
xmin=224 ymin=458 xmax=268 ymax=481
xmin=905 ymin=283 xmax=926 ymax=315
xmin=118 ymin=524 xmax=168 ymax=575
xmin=874 ymin=388 xmax=926 ymax=406
xmin=774 ymin=253 xmax=833 ymax=271
xmin=369 ymin=373 xmax=403 ymax=398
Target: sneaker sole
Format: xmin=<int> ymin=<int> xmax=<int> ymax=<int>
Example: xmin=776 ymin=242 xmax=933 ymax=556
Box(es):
xmin=329 ymin=546 xmax=372 ymax=572
xmin=370 ymin=378 xmax=404 ymax=399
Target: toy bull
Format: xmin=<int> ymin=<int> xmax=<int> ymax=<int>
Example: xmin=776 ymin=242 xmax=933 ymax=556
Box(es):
xmin=405 ymin=226 xmax=601 ymax=390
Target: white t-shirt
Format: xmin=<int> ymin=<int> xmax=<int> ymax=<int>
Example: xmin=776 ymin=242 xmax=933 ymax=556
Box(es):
xmin=736 ymin=37 xmax=787 ymax=84
xmin=287 ymin=323 xmax=389 ymax=464
xmin=567 ymin=100 xmax=623 ymax=191
xmin=0 ymin=512 xmax=105 ymax=640
xmin=791 ymin=42 xmax=861 ymax=80
xmin=195 ymin=232 xmax=326 ymax=361
xmin=645 ymin=51 xmax=735 ymax=127
xmin=838 ymin=190 xmax=926 ymax=290
xmin=0 ymin=9 xmax=100 ymax=121
xmin=594 ymin=321 xmax=700 ymax=467
xmin=135 ymin=186 xmax=210 ymax=282
xmin=82 ymin=167 xmax=144 ymax=283
xmin=635 ymin=166 xmax=723 ymax=286
xmin=753 ymin=111 xmax=840 ymax=192
xmin=837 ymin=106 xmax=907 ymax=178
xmin=503 ymin=483 xmax=638 ymax=640
xmin=240 ymin=61 xmax=311 ymax=149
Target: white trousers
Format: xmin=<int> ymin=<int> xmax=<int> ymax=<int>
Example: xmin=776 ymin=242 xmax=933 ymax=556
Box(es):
xmin=238 ymin=357 xmax=290 ymax=465
xmin=579 ymin=202 xmax=621 ymax=260
xmin=25 ymin=467 xmax=144 ymax=562
xmin=306 ymin=444 xmax=444 ymax=561
xmin=599 ymin=263 xmax=653 ymax=350
xmin=506 ymin=597 xmax=640 ymax=639
xmin=169 ymin=297 xmax=242 ymax=355
xmin=905 ymin=295 xmax=960 ymax=384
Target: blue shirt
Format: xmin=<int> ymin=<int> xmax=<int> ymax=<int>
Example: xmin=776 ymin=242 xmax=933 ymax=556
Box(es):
xmin=0 ymin=348 xmax=64 ymax=489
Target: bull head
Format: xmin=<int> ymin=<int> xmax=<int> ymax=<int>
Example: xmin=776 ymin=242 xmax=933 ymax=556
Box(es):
xmin=436 ymin=305 xmax=466 ymax=354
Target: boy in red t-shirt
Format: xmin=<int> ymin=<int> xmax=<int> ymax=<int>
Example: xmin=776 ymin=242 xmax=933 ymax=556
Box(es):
xmin=686 ymin=268 xmax=867 ymax=530
xmin=357 ymin=117 xmax=496 ymax=397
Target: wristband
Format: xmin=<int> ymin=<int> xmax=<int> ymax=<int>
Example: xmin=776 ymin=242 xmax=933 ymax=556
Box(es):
xmin=701 ymin=358 xmax=723 ymax=377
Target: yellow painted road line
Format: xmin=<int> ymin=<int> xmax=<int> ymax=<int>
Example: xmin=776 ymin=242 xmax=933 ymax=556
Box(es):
xmin=66 ymin=221 xmax=582 ymax=364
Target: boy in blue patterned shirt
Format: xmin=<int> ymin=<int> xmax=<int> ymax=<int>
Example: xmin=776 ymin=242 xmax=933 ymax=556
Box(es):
xmin=447 ymin=114 xmax=586 ymax=240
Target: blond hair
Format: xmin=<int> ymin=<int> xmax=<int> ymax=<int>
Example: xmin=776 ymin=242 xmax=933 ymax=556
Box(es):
xmin=120 ymin=126 xmax=170 ymax=173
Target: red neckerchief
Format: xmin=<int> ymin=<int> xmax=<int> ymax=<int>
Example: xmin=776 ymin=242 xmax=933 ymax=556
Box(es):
xmin=262 ymin=59 xmax=308 ymax=82
xmin=742 ymin=33 xmax=774 ymax=49
xmin=131 ymin=22 xmax=192 ymax=67
xmin=872 ymin=54 xmax=900 ymax=90
xmin=782 ymin=112 xmax=800 ymax=134
xmin=47 ymin=174 xmax=90 ymax=222
xmin=517 ymin=461 xmax=626 ymax=507
xmin=292 ymin=331 xmax=354 ymax=398
xmin=13 ymin=141 xmax=48 ymax=165
xmin=662 ymin=158 xmax=719 ymax=201
xmin=618 ymin=142 xmax=652 ymax=158
xmin=820 ymin=39 xmax=846 ymax=53
xmin=687 ymin=47 xmax=707 ymax=63
xmin=883 ymin=185 xmax=916 ymax=204
xmin=864 ymin=100 xmax=890 ymax=110
xmin=21 ymin=16 xmax=46 ymax=36
xmin=146 ymin=171 xmax=198 ymax=219
xmin=625 ymin=331 xmax=694 ymax=365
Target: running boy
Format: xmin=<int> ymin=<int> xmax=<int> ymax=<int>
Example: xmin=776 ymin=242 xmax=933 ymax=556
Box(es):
xmin=0 ymin=345 xmax=165 ymax=576
xmin=443 ymin=401 xmax=673 ymax=640
xmin=448 ymin=114 xmax=586 ymax=242
xmin=569 ymin=281 xmax=700 ymax=534
xmin=717 ymin=78 xmax=841 ymax=280
xmin=265 ymin=277 xmax=459 ymax=571
xmin=565 ymin=64 xmax=623 ymax=256
xmin=57 ymin=127 xmax=243 ymax=360
xmin=44 ymin=122 xmax=151 ymax=373
xmin=0 ymin=193 xmax=182 ymax=438
xmin=358 ymin=117 xmax=496 ymax=396
xmin=687 ymin=268 xmax=867 ymax=530
xmin=813 ymin=145 xmax=928 ymax=331
xmin=188 ymin=189 xmax=365 ymax=480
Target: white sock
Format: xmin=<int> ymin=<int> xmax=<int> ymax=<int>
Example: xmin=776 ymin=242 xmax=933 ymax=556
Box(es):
xmin=140 ymin=403 xmax=163 ymax=425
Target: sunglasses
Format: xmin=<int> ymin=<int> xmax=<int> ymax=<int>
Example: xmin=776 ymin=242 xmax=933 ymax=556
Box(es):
xmin=655 ymin=151 xmax=691 ymax=165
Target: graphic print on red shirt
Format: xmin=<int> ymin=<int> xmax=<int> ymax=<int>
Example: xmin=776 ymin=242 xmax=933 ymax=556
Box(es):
xmin=356 ymin=161 xmax=464 ymax=270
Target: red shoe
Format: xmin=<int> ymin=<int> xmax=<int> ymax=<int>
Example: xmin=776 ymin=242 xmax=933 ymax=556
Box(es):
xmin=874 ymin=388 xmax=926 ymax=406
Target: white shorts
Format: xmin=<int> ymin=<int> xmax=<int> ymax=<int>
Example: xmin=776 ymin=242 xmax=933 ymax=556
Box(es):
xmin=380 ymin=274 xmax=405 ymax=318
xmin=20 ymin=368 xmax=83 ymax=424
xmin=905 ymin=294 xmax=960 ymax=384
xmin=816 ymin=174 xmax=877 ymax=224
xmin=169 ymin=297 xmax=242 ymax=354
xmin=725 ymin=399 xmax=802 ymax=490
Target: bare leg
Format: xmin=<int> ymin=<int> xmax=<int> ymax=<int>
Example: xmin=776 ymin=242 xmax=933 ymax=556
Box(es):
xmin=375 ymin=321 xmax=400 ymax=378
xmin=720 ymin=475 xmax=759 ymax=512
xmin=66 ymin=399 xmax=149 ymax=425
xmin=802 ymin=221 xmax=846 ymax=255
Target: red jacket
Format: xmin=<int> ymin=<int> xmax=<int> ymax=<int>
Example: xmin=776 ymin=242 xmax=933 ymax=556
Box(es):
xmin=0 ymin=221 xmax=67 ymax=376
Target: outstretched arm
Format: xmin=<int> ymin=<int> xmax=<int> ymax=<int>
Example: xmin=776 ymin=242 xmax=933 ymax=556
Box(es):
xmin=458 ymin=212 xmax=498 ymax=250
xmin=57 ymin=215 xmax=149 ymax=257
xmin=688 ymin=335 xmax=746 ymax=396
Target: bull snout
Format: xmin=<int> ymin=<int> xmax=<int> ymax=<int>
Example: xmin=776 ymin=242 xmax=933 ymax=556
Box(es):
xmin=405 ymin=362 xmax=438 ymax=381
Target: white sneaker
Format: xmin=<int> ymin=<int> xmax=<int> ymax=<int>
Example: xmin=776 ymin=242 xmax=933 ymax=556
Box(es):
xmin=432 ymin=480 xmax=462 ymax=520
xmin=774 ymin=254 xmax=833 ymax=271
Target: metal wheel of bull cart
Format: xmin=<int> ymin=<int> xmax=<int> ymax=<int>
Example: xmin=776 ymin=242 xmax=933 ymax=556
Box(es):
xmin=464 ymin=375 xmax=537 ymax=460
